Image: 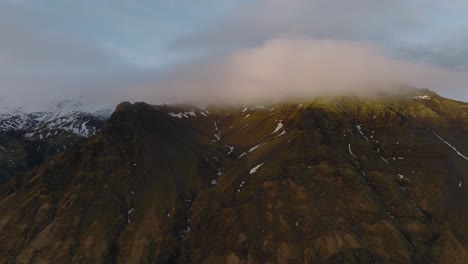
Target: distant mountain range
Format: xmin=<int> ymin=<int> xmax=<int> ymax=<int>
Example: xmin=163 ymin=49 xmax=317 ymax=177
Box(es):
xmin=0 ymin=100 xmax=111 ymax=183
xmin=0 ymin=100 xmax=111 ymax=137
xmin=0 ymin=89 xmax=467 ymax=263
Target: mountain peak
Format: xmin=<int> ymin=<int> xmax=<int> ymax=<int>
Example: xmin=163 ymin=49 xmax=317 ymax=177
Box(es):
xmin=50 ymin=99 xmax=84 ymax=116
xmin=1 ymin=92 xmax=467 ymax=262
xmin=0 ymin=99 xmax=111 ymax=137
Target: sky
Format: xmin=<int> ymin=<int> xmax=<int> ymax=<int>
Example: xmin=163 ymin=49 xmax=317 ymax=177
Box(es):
xmin=1 ymin=0 xmax=468 ymax=110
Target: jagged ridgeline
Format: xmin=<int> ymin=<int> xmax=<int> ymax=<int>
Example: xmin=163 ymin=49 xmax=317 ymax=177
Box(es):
xmin=0 ymin=100 xmax=110 ymax=183
xmin=1 ymin=90 xmax=468 ymax=263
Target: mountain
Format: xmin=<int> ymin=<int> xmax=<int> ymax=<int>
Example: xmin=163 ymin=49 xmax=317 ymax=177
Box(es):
xmin=0 ymin=107 xmax=33 ymax=131
xmin=1 ymin=100 xmax=110 ymax=137
xmin=0 ymin=90 xmax=468 ymax=263
xmin=0 ymin=100 xmax=110 ymax=183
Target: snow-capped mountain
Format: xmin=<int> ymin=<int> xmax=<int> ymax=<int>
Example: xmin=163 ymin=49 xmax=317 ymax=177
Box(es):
xmin=0 ymin=100 xmax=111 ymax=138
xmin=0 ymin=100 xmax=112 ymax=183
xmin=0 ymin=107 xmax=32 ymax=131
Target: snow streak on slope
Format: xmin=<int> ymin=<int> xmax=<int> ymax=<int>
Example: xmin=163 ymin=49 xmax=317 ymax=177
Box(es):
xmin=249 ymin=142 xmax=267 ymax=153
xmin=168 ymin=111 xmax=197 ymax=119
xmin=348 ymin=144 xmax=357 ymax=158
xmin=434 ymin=133 xmax=468 ymax=161
xmin=250 ymin=163 xmax=264 ymax=175
xmin=225 ymin=145 xmax=234 ymax=155
xmin=271 ymin=121 xmax=283 ymax=135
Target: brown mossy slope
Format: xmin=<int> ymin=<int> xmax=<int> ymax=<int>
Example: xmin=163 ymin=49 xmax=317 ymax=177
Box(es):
xmin=0 ymin=92 xmax=468 ymax=263
xmin=0 ymin=129 xmax=91 ymax=185
xmin=0 ymin=102 xmax=224 ymax=263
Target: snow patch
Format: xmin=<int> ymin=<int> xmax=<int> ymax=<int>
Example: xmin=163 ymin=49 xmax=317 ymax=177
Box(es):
xmin=380 ymin=156 xmax=389 ymax=164
xmin=250 ymin=162 xmax=264 ymax=174
xmin=168 ymin=111 xmax=197 ymax=119
xmin=271 ymin=121 xmax=284 ymax=135
xmin=274 ymin=130 xmax=286 ymax=138
xmin=225 ymin=145 xmax=234 ymax=155
xmin=127 ymin=208 xmax=134 ymax=224
xmin=237 ymin=181 xmax=246 ymax=196
xmin=356 ymin=124 xmax=369 ymax=141
xmin=434 ymin=133 xmax=468 ymax=161
xmin=213 ymin=121 xmax=221 ymax=142
xmin=249 ymin=142 xmax=267 ymax=153
xmin=348 ymin=144 xmax=357 ymax=158
xmin=412 ymin=95 xmax=432 ymax=100
xmin=252 ymin=106 xmax=265 ymax=110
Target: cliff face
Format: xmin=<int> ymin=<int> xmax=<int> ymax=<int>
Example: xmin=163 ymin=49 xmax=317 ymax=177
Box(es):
xmin=1 ymin=92 xmax=468 ymax=263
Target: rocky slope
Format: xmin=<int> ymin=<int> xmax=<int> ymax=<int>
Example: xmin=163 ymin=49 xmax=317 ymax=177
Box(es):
xmin=0 ymin=89 xmax=468 ymax=263
xmin=0 ymin=100 xmax=110 ymax=183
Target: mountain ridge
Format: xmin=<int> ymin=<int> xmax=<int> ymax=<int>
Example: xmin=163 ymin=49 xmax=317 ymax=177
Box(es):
xmin=0 ymin=100 xmax=111 ymax=137
xmin=0 ymin=90 xmax=468 ymax=263
xmin=0 ymin=100 xmax=111 ymax=183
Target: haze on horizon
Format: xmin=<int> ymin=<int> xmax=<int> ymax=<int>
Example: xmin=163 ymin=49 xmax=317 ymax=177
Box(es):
xmin=1 ymin=0 xmax=468 ymax=111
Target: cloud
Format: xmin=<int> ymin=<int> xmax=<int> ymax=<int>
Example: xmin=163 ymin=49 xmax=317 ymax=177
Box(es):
xmin=0 ymin=3 xmax=133 ymax=110
xmin=7 ymin=37 xmax=464 ymax=108
xmin=129 ymin=38 xmax=468 ymax=104
xmin=170 ymin=0 xmax=468 ymax=71
xmin=0 ymin=1 xmax=467 ymax=110
xmin=0 ymin=14 xmax=123 ymax=73
xmin=171 ymin=1 xmax=410 ymax=49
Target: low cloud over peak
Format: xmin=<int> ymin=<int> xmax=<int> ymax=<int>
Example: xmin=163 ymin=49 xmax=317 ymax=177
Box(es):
xmin=1 ymin=1 xmax=467 ymax=109
xmin=128 ymin=38 xmax=468 ymax=105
